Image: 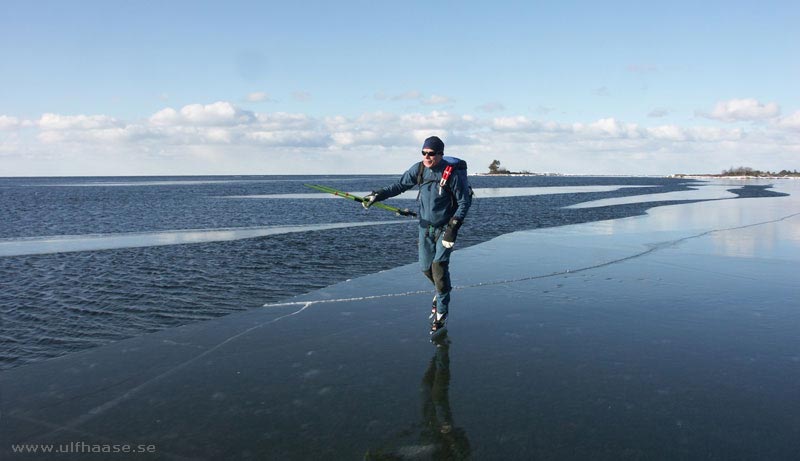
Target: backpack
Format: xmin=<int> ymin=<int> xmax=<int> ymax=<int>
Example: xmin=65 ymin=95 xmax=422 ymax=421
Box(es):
xmin=416 ymin=156 xmax=474 ymax=202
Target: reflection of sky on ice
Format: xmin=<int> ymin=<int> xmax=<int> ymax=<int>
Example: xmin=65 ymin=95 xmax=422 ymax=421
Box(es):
xmin=0 ymin=221 xmax=408 ymax=257
xmin=706 ymin=211 xmax=800 ymax=259
xmin=220 ymin=185 xmax=655 ymax=200
xmin=585 ymin=180 xmax=800 ymax=259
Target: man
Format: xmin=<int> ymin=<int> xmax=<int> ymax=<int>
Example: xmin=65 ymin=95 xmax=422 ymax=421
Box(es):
xmin=363 ymin=136 xmax=472 ymax=334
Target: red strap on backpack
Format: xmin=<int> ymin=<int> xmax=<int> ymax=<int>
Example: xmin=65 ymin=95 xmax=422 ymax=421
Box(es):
xmin=439 ymin=165 xmax=453 ymax=188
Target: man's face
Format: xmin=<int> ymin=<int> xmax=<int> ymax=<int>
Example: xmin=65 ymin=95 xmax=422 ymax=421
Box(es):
xmin=422 ymin=149 xmax=443 ymax=168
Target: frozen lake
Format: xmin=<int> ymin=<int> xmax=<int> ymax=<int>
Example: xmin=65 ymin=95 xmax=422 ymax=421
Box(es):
xmin=2 ymin=178 xmax=799 ymax=459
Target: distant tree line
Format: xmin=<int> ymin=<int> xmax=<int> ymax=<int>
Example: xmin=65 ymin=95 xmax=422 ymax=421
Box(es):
xmin=721 ymin=166 xmax=800 ymax=177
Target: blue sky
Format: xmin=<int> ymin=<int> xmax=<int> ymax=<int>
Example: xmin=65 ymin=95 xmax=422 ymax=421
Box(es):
xmin=1 ymin=0 xmax=798 ymax=175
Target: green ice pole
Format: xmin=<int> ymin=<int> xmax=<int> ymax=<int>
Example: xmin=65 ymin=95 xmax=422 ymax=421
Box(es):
xmin=304 ymin=184 xmax=417 ymax=217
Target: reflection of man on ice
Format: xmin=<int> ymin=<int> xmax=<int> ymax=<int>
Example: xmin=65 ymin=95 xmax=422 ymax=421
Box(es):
xmin=420 ymin=339 xmax=470 ymax=460
xmin=364 ymin=339 xmax=471 ymax=460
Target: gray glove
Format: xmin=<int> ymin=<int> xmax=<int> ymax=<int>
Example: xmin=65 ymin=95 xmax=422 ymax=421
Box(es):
xmin=362 ymin=191 xmax=379 ymax=209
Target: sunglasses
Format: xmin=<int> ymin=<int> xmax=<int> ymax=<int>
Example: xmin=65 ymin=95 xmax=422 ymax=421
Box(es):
xmin=421 ymin=150 xmax=442 ymax=157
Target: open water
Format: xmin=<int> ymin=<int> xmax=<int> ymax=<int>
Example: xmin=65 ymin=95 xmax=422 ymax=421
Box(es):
xmin=0 ymin=175 xmax=785 ymax=370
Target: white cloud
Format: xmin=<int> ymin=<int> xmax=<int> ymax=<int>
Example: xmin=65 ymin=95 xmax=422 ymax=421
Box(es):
xmin=776 ymin=110 xmax=800 ymax=130
xmin=491 ymin=116 xmax=542 ymax=132
xmin=684 ymin=126 xmax=743 ymax=142
xmin=702 ymin=98 xmax=780 ymax=122
xmin=546 ymin=118 xmax=645 ymax=139
xmin=399 ymin=112 xmax=476 ymax=131
xmin=149 ymin=108 xmax=180 ymax=125
xmin=256 ymin=112 xmax=316 ymax=131
xmin=150 ymin=101 xmax=255 ymax=126
xmin=245 ymin=92 xmax=271 ymax=103
xmin=582 ymin=118 xmax=641 ymax=138
xmin=39 ymin=113 xmax=120 ymax=130
xmin=647 ymin=125 xmax=685 ymax=141
xmin=3 ymin=100 xmax=799 ymax=175
xmin=204 ymin=128 xmax=233 ymax=143
xmin=330 ymin=130 xmax=381 ymax=147
xmin=245 ymin=130 xmax=329 ymax=147
xmin=0 ymin=115 xmax=20 ymax=130
xmin=181 ymin=102 xmax=254 ymax=125
xmin=36 ymin=131 xmax=66 ymax=143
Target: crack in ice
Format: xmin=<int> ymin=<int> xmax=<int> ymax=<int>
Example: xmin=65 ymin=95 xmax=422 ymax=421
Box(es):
xmin=30 ymin=302 xmax=313 ymax=436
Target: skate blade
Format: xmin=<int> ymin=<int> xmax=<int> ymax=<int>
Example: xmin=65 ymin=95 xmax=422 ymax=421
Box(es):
xmin=429 ymin=327 xmax=448 ymax=342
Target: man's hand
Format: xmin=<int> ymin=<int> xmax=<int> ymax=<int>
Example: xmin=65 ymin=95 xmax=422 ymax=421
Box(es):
xmin=442 ymin=218 xmax=462 ymax=248
xmin=362 ymin=191 xmax=379 ymax=209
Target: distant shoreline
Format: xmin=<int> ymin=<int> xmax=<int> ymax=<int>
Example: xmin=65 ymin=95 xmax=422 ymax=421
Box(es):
xmin=669 ymin=174 xmax=800 ymax=180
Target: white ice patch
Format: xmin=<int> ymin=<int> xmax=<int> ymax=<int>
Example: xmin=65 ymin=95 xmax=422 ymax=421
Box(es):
xmin=565 ymin=185 xmax=738 ymax=209
xmin=0 ymin=221 xmax=409 ymax=257
xmin=473 ymin=185 xmax=657 ymax=198
xmin=20 ymin=177 xmax=375 ymax=187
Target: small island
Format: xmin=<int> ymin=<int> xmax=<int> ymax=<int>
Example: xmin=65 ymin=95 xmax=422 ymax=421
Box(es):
xmin=481 ymin=159 xmax=562 ymax=176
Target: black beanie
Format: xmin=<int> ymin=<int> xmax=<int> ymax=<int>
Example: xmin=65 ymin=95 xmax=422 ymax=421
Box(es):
xmin=422 ymin=136 xmax=445 ymax=153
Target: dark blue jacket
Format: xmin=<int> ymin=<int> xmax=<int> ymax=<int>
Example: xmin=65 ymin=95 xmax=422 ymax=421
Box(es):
xmin=377 ymin=160 xmax=472 ymax=228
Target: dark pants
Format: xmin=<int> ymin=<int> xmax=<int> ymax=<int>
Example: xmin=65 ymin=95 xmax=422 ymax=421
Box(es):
xmin=419 ymin=225 xmax=453 ymax=315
